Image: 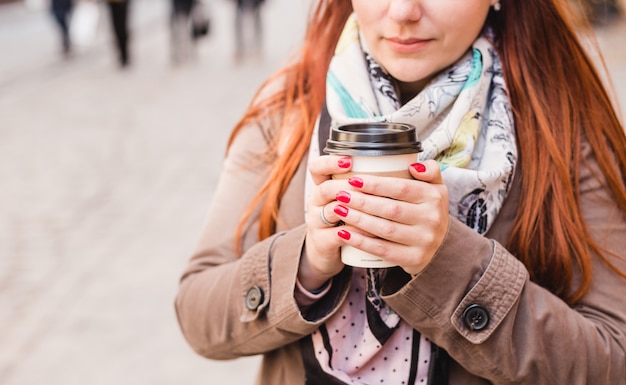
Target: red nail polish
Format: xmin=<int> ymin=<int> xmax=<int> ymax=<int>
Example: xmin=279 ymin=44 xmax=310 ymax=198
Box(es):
xmin=336 ymin=191 xmax=351 ymax=203
xmin=348 ymin=177 xmax=363 ymax=188
xmin=337 ymin=229 xmax=351 ymax=240
xmin=334 ymin=205 xmax=349 ymax=217
xmin=338 ymin=156 xmax=351 ymax=169
xmin=411 ymin=163 xmax=427 ymax=172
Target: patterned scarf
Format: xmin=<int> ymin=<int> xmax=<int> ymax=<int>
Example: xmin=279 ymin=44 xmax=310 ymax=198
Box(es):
xmin=322 ymin=13 xmax=517 ymax=231
xmin=304 ymin=14 xmax=516 ymax=384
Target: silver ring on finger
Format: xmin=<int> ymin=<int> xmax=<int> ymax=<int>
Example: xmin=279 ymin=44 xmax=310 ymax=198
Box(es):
xmin=319 ymin=205 xmax=340 ymax=227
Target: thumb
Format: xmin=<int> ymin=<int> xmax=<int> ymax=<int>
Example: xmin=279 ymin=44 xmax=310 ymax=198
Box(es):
xmin=408 ymin=159 xmax=445 ymax=185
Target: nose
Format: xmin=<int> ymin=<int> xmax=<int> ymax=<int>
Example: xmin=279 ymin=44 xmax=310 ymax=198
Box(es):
xmin=388 ymin=0 xmax=423 ymax=23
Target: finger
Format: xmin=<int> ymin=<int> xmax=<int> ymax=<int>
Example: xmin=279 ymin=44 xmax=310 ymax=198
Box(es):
xmin=333 ymin=203 xmax=437 ymax=245
xmin=340 ymin=190 xmax=432 ymax=225
xmin=308 ymin=155 xmax=352 ymax=185
xmin=408 ymin=159 xmax=444 ymax=185
xmin=336 ymin=226 xmax=431 ymax=269
xmin=306 ymin=199 xmax=344 ymax=227
xmin=309 ymin=177 xmax=348 ymax=206
xmin=319 ymin=203 xmax=341 ymax=227
xmin=307 ymin=224 xmax=346 ymax=252
xmin=346 ymin=174 xmax=443 ymax=205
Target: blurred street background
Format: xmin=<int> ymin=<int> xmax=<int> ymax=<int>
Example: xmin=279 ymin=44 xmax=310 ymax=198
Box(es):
xmin=0 ymin=0 xmax=624 ymax=384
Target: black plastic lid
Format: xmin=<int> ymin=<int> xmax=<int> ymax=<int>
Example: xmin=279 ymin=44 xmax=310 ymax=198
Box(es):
xmin=324 ymin=122 xmax=423 ymax=156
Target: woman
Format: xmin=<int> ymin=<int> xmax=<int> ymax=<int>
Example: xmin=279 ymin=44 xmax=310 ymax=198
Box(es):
xmin=175 ymin=0 xmax=626 ymax=383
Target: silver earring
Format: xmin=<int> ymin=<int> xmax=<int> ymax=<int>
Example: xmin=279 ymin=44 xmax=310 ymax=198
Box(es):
xmin=493 ymin=2 xmax=502 ymax=11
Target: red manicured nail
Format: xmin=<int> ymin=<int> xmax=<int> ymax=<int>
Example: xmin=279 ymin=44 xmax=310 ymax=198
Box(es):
xmin=336 ymin=191 xmax=351 ymax=203
xmin=334 ymin=205 xmax=349 ymax=217
xmin=337 ymin=229 xmax=351 ymax=240
xmin=348 ymin=177 xmax=363 ymax=188
xmin=411 ymin=162 xmax=427 ymax=172
xmin=338 ymin=156 xmax=351 ymax=168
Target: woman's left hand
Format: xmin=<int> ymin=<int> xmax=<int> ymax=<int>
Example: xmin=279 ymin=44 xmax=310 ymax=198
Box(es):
xmin=335 ymin=159 xmax=449 ymax=276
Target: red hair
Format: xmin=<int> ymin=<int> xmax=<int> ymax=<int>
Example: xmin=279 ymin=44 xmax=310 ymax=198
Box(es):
xmin=229 ymin=0 xmax=626 ymax=304
xmin=491 ymin=0 xmax=626 ymax=303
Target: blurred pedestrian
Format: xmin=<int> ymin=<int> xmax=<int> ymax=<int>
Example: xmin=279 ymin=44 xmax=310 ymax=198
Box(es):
xmin=170 ymin=0 xmax=193 ymax=64
xmin=233 ymin=0 xmax=264 ymax=64
xmin=106 ymin=0 xmax=130 ymax=67
xmin=50 ymin=0 xmax=73 ymax=55
xmin=170 ymin=0 xmax=210 ymax=64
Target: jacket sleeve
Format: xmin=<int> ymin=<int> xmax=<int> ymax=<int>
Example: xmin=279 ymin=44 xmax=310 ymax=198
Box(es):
xmin=174 ymin=121 xmax=350 ymax=360
xmin=382 ymin=143 xmax=626 ymax=384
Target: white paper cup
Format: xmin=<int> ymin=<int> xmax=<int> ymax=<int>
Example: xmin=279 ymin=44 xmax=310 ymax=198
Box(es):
xmin=324 ymin=122 xmax=422 ymax=268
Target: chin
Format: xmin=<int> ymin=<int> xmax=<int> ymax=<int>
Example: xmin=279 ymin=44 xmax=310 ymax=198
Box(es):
xmin=387 ymin=68 xmax=429 ymax=84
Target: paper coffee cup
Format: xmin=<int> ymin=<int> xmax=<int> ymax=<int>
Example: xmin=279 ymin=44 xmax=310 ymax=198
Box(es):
xmin=324 ymin=122 xmax=423 ymax=268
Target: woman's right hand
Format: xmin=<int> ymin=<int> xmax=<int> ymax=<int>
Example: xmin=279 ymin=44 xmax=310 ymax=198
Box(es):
xmin=299 ymin=155 xmax=353 ymax=292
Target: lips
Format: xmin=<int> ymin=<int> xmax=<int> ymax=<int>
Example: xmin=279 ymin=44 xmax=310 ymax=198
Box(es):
xmin=385 ymin=37 xmax=432 ymax=53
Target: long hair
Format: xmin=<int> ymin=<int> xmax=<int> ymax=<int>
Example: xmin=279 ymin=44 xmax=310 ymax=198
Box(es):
xmin=229 ymin=0 xmax=626 ymax=304
xmin=491 ymin=0 xmax=626 ymax=303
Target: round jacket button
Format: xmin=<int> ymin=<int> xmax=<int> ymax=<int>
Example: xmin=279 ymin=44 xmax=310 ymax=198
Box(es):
xmin=462 ymin=304 xmax=490 ymax=331
xmin=245 ymin=286 xmax=264 ymax=311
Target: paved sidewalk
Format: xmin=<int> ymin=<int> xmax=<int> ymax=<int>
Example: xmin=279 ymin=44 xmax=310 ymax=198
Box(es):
xmin=0 ymin=0 xmax=307 ymax=384
xmin=0 ymin=3 xmax=624 ymax=385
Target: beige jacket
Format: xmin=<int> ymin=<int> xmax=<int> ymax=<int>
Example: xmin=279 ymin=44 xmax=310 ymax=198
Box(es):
xmin=175 ymin=119 xmax=626 ymax=384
